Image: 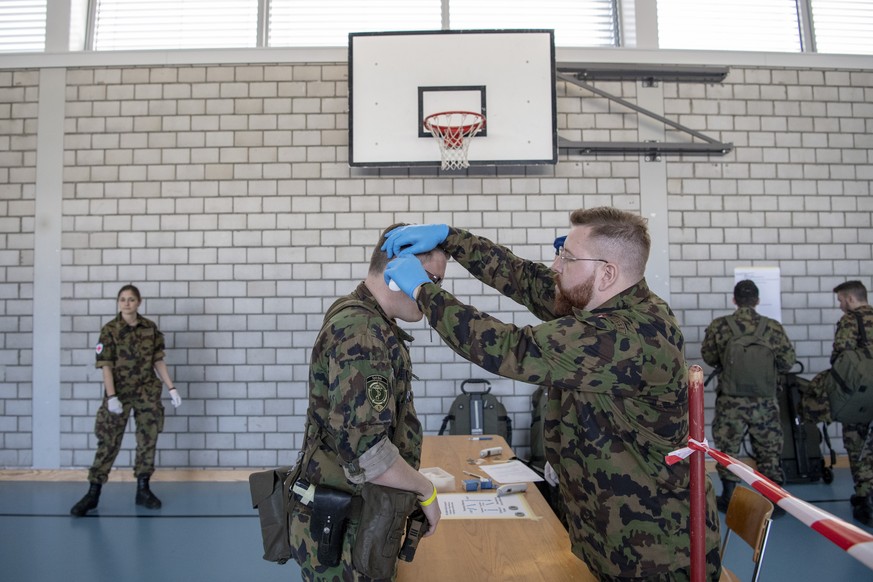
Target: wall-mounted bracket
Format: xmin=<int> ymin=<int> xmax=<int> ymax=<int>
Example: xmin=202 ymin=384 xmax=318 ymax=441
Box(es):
xmin=556 ymin=68 xmax=733 ymax=157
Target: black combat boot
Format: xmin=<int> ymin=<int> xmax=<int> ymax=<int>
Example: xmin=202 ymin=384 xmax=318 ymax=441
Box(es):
xmin=850 ymin=495 xmax=873 ymax=526
xmin=70 ymin=482 xmax=102 ymax=517
xmin=135 ymin=476 xmax=162 ymax=509
xmin=717 ymin=480 xmax=737 ymax=513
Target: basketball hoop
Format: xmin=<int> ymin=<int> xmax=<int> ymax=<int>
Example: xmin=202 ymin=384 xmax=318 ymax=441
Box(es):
xmin=423 ymin=111 xmax=486 ymax=171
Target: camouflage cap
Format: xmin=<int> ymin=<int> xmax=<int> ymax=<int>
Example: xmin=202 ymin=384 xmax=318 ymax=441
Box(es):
xmin=733 ymin=279 xmax=759 ymax=301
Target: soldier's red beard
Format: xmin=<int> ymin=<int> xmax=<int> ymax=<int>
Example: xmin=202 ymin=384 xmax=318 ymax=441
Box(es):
xmin=554 ymin=272 xmax=596 ymax=316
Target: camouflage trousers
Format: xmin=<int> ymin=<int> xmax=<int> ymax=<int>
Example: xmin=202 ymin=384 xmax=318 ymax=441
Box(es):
xmin=592 ymin=545 xmax=722 ymax=581
xmin=289 ymin=504 xmax=396 ymax=582
xmin=87 ymin=390 xmax=165 ymax=484
xmin=712 ymin=394 xmax=784 ymax=484
xmin=843 ymin=421 xmax=873 ymax=497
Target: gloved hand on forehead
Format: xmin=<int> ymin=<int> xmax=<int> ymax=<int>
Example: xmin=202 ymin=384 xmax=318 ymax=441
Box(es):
xmin=553 ymin=235 xmax=567 ymax=255
xmin=381 ymin=224 xmax=449 ymax=258
xmin=384 ymin=255 xmax=432 ymax=300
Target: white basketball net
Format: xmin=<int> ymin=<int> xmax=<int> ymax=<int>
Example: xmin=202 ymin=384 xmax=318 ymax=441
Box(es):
xmin=424 ymin=111 xmax=486 ymax=171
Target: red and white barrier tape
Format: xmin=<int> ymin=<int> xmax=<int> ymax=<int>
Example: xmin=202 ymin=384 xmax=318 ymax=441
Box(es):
xmin=667 ymin=438 xmax=873 ymax=571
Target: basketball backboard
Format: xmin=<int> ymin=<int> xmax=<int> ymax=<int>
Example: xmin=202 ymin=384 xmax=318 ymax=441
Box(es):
xmin=349 ymin=30 xmax=557 ymax=167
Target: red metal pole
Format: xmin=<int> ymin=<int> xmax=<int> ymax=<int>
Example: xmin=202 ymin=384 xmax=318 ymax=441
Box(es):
xmin=688 ymin=364 xmax=706 ymax=582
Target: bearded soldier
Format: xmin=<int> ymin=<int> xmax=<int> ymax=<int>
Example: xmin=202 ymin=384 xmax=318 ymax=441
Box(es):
xmin=382 ymin=207 xmax=722 ymax=581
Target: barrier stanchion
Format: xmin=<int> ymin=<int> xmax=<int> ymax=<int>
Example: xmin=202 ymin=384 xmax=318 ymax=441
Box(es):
xmin=688 ymin=365 xmax=706 ymax=582
xmin=667 ymin=438 xmax=873 ymax=572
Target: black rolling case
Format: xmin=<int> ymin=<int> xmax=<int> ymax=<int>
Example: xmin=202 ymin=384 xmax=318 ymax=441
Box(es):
xmin=778 ymin=363 xmax=835 ymax=484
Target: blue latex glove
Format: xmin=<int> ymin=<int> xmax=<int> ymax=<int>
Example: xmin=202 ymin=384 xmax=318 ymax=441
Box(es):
xmin=384 ymin=255 xmax=432 ymax=300
xmin=381 ymin=224 xmax=449 ymax=258
xmin=553 ymin=235 xmax=567 ymax=256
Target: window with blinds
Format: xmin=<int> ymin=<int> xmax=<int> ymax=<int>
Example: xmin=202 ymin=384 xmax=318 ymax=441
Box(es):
xmin=811 ymin=0 xmax=873 ymax=55
xmin=449 ymin=0 xmax=618 ymax=47
xmin=0 ymin=0 xmax=46 ymax=52
xmin=91 ymin=0 xmax=259 ymax=50
xmin=657 ymin=0 xmax=802 ymax=52
xmin=269 ymin=0 xmax=441 ymax=47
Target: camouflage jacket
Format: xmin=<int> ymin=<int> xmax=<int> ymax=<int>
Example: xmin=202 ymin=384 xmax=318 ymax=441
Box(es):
xmin=701 ymin=306 xmax=796 ymax=376
xmin=419 ymin=228 xmax=721 ymax=578
xmin=95 ymin=313 xmax=165 ymax=394
xmin=831 ymin=304 xmax=873 ymax=363
xmin=298 ymin=282 xmax=422 ymax=496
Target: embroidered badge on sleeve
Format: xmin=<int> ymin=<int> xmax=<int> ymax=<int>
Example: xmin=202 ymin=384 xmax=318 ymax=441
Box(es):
xmin=366 ymin=375 xmax=389 ymax=412
xmin=95 ymin=343 xmax=104 ymax=355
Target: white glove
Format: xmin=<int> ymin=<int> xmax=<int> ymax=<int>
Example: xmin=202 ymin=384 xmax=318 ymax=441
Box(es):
xmin=169 ymin=388 xmax=182 ymax=408
xmin=544 ymin=461 xmax=559 ymax=487
xmin=107 ymin=395 xmax=123 ymax=415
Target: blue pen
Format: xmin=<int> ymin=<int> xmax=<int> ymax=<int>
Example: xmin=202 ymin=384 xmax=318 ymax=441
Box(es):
xmin=468 ymin=436 xmax=493 ymax=441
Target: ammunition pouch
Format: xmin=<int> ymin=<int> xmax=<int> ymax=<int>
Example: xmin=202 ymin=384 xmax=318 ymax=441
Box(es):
xmin=352 ymin=483 xmax=418 ymax=579
xmin=249 ymin=465 xmax=296 ymax=564
xmin=310 ymin=486 xmax=355 ymax=567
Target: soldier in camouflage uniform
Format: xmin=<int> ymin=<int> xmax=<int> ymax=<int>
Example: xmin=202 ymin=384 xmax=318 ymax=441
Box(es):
xmin=701 ymin=280 xmax=795 ymax=513
xmin=288 ymin=225 xmax=444 ymax=581
xmin=805 ymin=280 xmax=873 ymax=525
xmin=70 ymin=284 xmax=182 ymax=516
xmin=382 ymin=208 xmax=722 ymax=581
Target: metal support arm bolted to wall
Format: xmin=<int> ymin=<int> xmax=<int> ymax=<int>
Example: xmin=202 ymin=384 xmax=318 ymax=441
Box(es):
xmin=556 ymin=64 xmax=733 ymax=157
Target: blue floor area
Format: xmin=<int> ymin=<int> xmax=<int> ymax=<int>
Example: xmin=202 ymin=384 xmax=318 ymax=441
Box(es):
xmin=1 ymin=471 xmax=870 ymax=582
xmin=0 ymin=481 xmax=304 ymax=582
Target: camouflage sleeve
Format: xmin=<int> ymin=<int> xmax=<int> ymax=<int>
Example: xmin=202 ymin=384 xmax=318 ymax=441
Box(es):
xmin=95 ymin=324 xmax=115 ymax=368
xmin=700 ymin=319 xmax=723 ymax=368
xmin=152 ymin=325 xmax=166 ymax=363
xmin=443 ymin=227 xmax=558 ymax=322
xmin=769 ymin=321 xmax=796 ymax=372
xmin=831 ymin=313 xmax=858 ymax=363
xmin=417 ymin=285 xmax=613 ymax=391
xmin=326 ymin=325 xmax=399 ymax=476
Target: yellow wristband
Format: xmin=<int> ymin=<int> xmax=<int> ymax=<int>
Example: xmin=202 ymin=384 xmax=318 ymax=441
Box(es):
xmin=419 ymin=485 xmax=438 ymax=507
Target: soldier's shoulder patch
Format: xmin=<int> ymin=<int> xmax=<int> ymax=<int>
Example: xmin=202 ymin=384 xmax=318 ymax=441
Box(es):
xmin=95 ymin=343 xmax=104 ymax=355
xmin=366 ymin=375 xmax=390 ymax=412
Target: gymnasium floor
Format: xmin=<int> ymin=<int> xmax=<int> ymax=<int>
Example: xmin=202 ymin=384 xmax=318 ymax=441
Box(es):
xmin=1 ymin=468 xmax=870 ymax=581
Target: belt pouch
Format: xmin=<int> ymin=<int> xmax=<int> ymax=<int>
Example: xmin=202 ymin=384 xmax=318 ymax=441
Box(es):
xmin=352 ymin=483 xmax=418 ymax=579
xmin=310 ymin=486 xmax=353 ymax=567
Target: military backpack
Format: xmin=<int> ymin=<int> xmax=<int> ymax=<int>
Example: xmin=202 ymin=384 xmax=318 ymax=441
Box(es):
xmin=829 ymin=311 xmax=873 ymax=424
xmin=438 ymin=379 xmax=512 ymax=446
xmin=719 ymin=316 xmax=778 ymax=397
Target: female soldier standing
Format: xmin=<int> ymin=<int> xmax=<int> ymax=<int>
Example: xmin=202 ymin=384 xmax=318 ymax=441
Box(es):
xmin=70 ymin=284 xmax=182 ymax=516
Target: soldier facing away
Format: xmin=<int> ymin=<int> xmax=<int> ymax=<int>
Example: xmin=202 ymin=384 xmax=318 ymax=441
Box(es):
xmin=701 ymin=279 xmax=795 ymax=513
xmin=381 ymin=207 xmax=723 ymax=581
xmin=70 ymin=284 xmax=182 ymax=516
xmin=287 ymin=225 xmax=444 ymax=581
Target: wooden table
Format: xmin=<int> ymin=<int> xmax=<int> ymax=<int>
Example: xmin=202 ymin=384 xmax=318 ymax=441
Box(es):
xmin=397 ymin=435 xmax=595 ymax=581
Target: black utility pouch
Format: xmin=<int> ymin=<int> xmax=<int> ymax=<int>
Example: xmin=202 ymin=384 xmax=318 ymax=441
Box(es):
xmin=352 ymin=483 xmax=418 ymax=579
xmin=310 ymin=486 xmax=353 ymax=567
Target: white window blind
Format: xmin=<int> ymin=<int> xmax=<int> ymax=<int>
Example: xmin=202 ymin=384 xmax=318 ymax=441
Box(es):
xmin=0 ymin=0 xmax=46 ymax=52
xmin=92 ymin=0 xmax=259 ymax=50
xmin=811 ymin=0 xmax=873 ymax=55
xmin=657 ymin=0 xmax=802 ymax=52
xmin=269 ymin=0 xmax=441 ymax=47
xmin=449 ymin=0 xmax=618 ymax=47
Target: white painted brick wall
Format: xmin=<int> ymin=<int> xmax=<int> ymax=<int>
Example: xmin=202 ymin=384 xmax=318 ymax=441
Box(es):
xmin=2 ymin=62 xmax=871 ymax=468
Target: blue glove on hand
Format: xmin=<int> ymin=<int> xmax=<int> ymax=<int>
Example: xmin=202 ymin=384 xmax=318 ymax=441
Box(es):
xmin=384 ymin=255 xmax=432 ymax=300
xmin=381 ymin=224 xmax=449 ymax=258
xmin=553 ymin=235 xmax=567 ymax=256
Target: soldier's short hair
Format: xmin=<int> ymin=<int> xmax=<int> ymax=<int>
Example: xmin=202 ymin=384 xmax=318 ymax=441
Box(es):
xmin=369 ymin=223 xmax=407 ymax=274
xmin=833 ymin=280 xmax=868 ymax=302
xmin=569 ymin=207 xmax=650 ymax=278
xmin=733 ymin=279 xmax=759 ymax=307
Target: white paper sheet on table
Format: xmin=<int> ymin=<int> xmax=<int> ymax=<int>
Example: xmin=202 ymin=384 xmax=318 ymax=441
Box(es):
xmin=437 ymin=492 xmax=534 ymax=519
xmin=478 ymin=460 xmax=543 ymax=483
